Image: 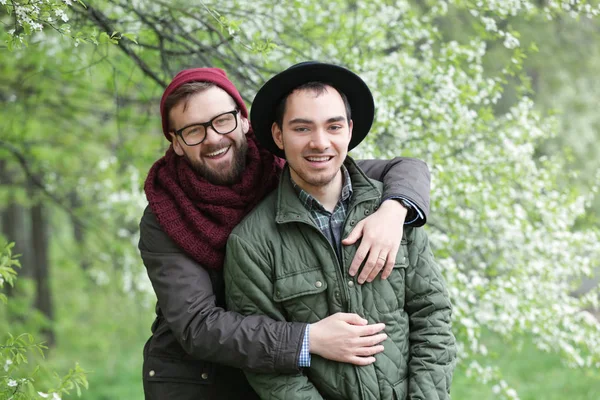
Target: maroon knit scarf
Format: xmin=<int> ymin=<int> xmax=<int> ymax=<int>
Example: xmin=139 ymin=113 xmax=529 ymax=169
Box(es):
xmin=144 ymin=132 xmax=283 ymax=270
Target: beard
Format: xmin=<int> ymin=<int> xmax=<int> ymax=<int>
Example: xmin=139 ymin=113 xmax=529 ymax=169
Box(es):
xmin=289 ymin=165 xmax=339 ymax=188
xmin=185 ymin=139 xmax=249 ymax=186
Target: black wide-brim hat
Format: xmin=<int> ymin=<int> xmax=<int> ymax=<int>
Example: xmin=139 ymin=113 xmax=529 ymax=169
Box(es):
xmin=250 ymin=62 xmax=375 ymax=158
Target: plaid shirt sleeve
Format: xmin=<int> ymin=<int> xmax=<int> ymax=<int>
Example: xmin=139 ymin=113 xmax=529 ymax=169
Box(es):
xmin=298 ymin=325 xmax=311 ymax=367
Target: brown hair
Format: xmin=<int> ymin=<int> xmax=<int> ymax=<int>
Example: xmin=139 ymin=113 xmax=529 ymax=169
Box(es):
xmin=163 ymin=81 xmax=215 ymax=131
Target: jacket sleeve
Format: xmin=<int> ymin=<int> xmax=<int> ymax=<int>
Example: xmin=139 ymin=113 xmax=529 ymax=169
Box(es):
xmin=404 ymin=228 xmax=457 ymax=399
xmin=225 ymin=233 xmax=325 ymax=400
xmin=139 ymin=206 xmax=306 ymax=374
xmin=356 ymin=157 xmax=430 ymax=226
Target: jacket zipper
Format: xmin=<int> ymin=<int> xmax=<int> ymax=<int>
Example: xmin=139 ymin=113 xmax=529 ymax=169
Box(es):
xmin=283 ymin=194 xmax=379 ymax=400
xmin=340 ymin=197 xmax=379 ymax=400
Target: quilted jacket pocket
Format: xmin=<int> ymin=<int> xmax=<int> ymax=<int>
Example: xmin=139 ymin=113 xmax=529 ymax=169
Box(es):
xmin=370 ymin=243 xmax=408 ymax=314
xmin=273 ymin=268 xmax=328 ymax=302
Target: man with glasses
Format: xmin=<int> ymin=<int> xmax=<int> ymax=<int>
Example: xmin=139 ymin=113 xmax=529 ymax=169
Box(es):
xmin=140 ymin=67 xmax=433 ymax=399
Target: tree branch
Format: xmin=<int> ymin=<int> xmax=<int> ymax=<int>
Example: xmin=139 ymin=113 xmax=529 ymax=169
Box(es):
xmin=76 ymin=4 xmax=167 ymax=87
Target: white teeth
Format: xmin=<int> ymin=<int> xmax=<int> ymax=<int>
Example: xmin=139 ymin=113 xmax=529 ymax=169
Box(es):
xmin=206 ymin=146 xmax=230 ymax=157
xmin=306 ymin=156 xmax=331 ymax=162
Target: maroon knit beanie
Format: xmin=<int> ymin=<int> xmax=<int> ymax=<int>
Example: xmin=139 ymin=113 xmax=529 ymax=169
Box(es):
xmin=159 ymin=68 xmax=249 ymax=141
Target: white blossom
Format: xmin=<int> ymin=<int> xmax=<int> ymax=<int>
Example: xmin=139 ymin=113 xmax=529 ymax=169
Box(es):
xmin=503 ymin=32 xmax=520 ymax=48
xmin=54 ymin=8 xmax=69 ymax=22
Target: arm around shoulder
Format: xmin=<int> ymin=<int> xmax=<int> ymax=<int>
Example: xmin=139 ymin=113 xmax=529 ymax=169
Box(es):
xmin=356 ymin=157 xmax=431 ymax=226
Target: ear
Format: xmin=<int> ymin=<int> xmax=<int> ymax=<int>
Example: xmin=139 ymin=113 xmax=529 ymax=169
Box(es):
xmin=272 ymin=122 xmax=284 ymax=150
xmin=241 ymin=117 xmax=250 ymax=134
xmin=170 ymin=132 xmax=185 ymax=156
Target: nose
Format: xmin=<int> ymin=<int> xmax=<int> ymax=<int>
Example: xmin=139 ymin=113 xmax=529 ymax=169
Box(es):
xmin=309 ymin=128 xmax=330 ymax=151
xmin=203 ymin=126 xmax=223 ymax=144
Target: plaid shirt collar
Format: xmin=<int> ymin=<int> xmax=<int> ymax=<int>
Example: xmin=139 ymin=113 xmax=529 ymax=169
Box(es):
xmin=291 ymin=164 xmax=353 ymax=214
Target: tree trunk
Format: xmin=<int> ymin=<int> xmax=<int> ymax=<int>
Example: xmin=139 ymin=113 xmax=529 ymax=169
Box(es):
xmin=31 ymin=201 xmax=55 ymax=346
xmin=0 ymin=159 xmax=34 ymax=284
xmin=69 ymin=191 xmax=90 ymax=271
xmin=1 ymin=202 xmax=35 ymax=278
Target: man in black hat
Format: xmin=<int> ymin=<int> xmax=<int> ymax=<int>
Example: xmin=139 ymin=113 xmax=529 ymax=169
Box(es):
xmin=224 ymin=62 xmax=456 ymax=399
xmin=141 ymin=66 xmax=434 ymax=399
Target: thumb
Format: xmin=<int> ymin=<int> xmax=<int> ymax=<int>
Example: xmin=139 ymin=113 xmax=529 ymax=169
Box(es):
xmin=337 ymin=313 xmax=368 ymax=326
xmin=342 ymin=220 xmax=365 ymax=245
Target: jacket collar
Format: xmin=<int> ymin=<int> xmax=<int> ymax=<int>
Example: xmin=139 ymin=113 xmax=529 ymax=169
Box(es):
xmin=275 ymin=157 xmax=381 ymax=225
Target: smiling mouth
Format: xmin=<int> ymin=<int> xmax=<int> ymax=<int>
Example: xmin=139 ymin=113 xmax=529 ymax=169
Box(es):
xmin=305 ymin=156 xmax=333 ymax=162
xmin=205 ymin=146 xmax=231 ymax=158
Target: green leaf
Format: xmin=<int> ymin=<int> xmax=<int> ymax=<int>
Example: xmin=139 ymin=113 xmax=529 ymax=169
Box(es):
xmin=122 ymin=33 xmax=138 ymax=44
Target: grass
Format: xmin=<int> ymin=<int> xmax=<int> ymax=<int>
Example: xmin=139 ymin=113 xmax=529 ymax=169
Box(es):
xmin=66 ymin=332 xmax=600 ymax=399
xmin=452 ymin=334 xmax=600 ymax=399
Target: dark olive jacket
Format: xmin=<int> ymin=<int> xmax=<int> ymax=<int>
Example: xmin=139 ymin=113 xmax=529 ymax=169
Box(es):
xmin=139 ymin=157 xmax=430 ymax=400
xmin=225 ymin=159 xmax=456 ymax=400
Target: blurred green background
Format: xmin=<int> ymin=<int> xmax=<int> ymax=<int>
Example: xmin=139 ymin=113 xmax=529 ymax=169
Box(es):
xmin=1 ymin=1 xmax=599 ymax=399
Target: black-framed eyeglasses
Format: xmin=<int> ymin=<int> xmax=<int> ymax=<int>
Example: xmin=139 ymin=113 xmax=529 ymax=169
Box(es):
xmin=174 ymin=109 xmax=240 ymax=146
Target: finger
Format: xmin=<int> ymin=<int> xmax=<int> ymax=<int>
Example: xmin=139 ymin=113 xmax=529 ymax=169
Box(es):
xmin=355 ymin=323 xmax=386 ymax=336
xmin=335 ymin=312 xmax=368 ymax=325
xmin=357 ymin=247 xmax=381 ymax=284
xmin=348 ymin=241 xmax=369 ymax=277
xmin=381 ymin=248 xmax=399 ymax=280
xmin=356 ymin=333 xmax=388 ymax=347
xmin=354 ymin=344 xmax=385 ymax=357
xmin=346 ymin=356 xmax=377 ymax=366
xmin=365 ymin=254 xmax=387 ymax=283
xmin=342 ymin=219 xmax=365 ymax=245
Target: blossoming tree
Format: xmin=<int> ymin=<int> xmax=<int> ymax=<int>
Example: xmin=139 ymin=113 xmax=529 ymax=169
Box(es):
xmin=2 ymin=0 xmax=599 ymax=398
